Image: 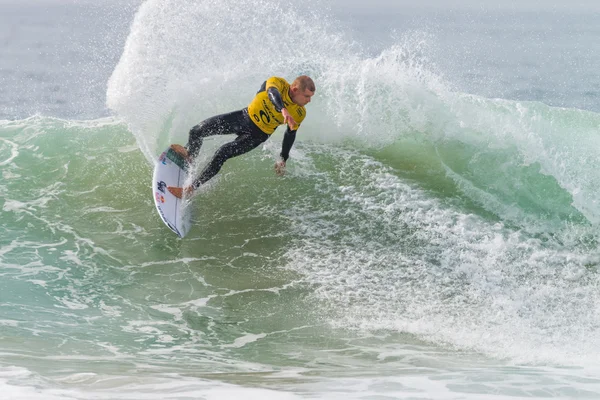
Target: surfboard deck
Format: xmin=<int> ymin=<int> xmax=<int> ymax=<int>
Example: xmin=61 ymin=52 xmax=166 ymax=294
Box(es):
xmin=152 ymin=146 xmax=192 ymax=237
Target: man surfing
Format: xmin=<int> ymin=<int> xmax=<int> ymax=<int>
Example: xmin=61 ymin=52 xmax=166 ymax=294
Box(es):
xmin=167 ymin=75 xmax=315 ymax=198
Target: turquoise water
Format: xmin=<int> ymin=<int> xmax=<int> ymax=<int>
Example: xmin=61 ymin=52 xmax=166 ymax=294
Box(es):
xmin=2 ymin=0 xmax=600 ymax=399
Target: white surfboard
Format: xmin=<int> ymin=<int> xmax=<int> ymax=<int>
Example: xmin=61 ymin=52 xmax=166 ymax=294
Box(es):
xmin=152 ymin=146 xmax=192 ymax=237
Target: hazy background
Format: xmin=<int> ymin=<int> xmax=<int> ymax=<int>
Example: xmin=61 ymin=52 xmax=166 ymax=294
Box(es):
xmin=1 ymin=0 xmax=599 ymax=119
xmin=0 ymin=0 xmax=140 ymax=119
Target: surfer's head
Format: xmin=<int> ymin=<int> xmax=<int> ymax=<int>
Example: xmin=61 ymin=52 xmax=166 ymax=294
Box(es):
xmin=290 ymin=75 xmax=315 ymax=107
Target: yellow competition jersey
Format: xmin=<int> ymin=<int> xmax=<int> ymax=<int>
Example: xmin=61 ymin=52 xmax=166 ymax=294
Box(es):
xmin=247 ymin=77 xmax=307 ymax=134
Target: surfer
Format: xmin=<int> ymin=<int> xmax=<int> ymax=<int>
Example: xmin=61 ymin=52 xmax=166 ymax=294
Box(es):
xmin=167 ymin=75 xmax=315 ymax=198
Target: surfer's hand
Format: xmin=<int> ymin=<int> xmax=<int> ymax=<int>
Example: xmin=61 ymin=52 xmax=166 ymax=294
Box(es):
xmin=281 ymin=108 xmax=298 ymax=130
xmin=275 ymin=159 xmax=286 ymax=176
xmin=167 ymin=185 xmax=193 ymax=199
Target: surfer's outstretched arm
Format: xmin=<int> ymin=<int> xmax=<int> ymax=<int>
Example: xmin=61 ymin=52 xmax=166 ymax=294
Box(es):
xmin=275 ymin=127 xmax=297 ymax=176
xmin=281 ymin=127 xmax=297 ymax=161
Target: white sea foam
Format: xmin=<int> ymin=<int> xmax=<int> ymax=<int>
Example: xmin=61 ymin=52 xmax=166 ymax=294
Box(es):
xmin=284 ymin=144 xmax=600 ymax=367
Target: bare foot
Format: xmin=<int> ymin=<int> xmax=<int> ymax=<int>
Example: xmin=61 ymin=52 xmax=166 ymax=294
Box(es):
xmin=170 ymin=144 xmax=192 ymax=163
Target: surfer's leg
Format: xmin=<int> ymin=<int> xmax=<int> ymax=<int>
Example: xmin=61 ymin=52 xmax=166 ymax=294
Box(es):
xmin=186 ymin=110 xmax=248 ymax=159
xmin=192 ymin=132 xmax=268 ymax=188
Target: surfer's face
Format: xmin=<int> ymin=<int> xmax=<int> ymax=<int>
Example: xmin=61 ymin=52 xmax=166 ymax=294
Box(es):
xmin=291 ymin=87 xmax=314 ymax=106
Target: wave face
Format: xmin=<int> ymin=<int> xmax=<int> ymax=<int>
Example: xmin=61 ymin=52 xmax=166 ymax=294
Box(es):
xmin=106 ymin=0 xmax=600 ymax=228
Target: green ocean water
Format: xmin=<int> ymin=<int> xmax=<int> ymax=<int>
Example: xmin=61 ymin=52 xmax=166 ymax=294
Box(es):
xmin=2 ymin=101 xmax=600 ymax=398
xmin=3 ymin=0 xmax=600 ymax=399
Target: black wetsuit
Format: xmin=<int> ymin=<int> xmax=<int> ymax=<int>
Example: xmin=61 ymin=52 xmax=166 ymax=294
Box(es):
xmin=187 ymin=82 xmax=297 ymax=188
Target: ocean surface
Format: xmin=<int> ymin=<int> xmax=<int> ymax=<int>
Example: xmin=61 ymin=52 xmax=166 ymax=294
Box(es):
xmin=2 ymin=0 xmax=600 ymax=399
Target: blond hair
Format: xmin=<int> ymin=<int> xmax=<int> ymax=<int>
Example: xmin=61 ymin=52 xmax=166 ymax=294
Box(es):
xmin=292 ymin=75 xmax=315 ymax=92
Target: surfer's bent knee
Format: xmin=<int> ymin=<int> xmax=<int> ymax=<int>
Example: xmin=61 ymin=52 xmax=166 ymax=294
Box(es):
xmin=189 ymin=122 xmax=208 ymax=138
